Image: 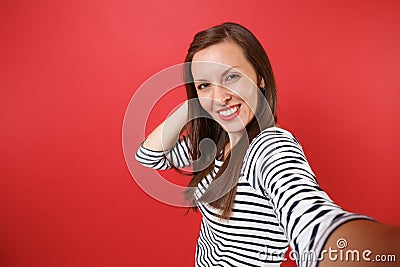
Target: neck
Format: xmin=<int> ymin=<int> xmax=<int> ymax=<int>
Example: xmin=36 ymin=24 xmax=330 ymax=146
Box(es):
xmin=227 ymin=130 xmax=245 ymax=147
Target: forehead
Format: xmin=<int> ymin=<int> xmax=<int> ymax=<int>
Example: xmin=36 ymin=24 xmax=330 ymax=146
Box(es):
xmin=191 ymin=41 xmax=249 ymax=78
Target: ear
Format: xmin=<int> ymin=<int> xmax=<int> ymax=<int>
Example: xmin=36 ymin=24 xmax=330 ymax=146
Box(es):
xmin=259 ymin=78 xmax=265 ymax=89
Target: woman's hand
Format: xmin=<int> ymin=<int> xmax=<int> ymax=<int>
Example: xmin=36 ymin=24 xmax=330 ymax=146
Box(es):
xmin=318 ymin=220 xmax=400 ymax=266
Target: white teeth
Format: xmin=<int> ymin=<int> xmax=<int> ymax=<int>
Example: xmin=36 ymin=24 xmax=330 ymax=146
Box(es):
xmin=219 ymin=106 xmax=239 ymax=117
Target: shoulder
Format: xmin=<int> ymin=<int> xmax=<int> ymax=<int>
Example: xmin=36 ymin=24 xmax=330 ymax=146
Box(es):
xmin=241 ymin=127 xmax=304 ymax=194
xmin=247 ymin=126 xmax=302 ymax=154
xmin=242 ymin=126 xmax=316 ymax=194
xmin=244 ymin=126 xmax=307 ymax=176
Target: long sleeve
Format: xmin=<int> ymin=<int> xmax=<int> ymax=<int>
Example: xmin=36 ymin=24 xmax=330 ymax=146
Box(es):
xmin=135 ymin=135 xmax=192 ymax=170
xmin=250 ymin=127 xmax=373 ymax=267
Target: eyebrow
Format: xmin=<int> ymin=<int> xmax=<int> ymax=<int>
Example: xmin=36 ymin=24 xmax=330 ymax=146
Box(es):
xmin=193 ymin=65 xmax=241 ymax=82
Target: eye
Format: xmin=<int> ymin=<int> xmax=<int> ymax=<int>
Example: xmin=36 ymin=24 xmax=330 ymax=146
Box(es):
xmin=197 ymin=83 xmax=211 ymax=90
xmin=225 ymin=73 xmax=241 ymax=83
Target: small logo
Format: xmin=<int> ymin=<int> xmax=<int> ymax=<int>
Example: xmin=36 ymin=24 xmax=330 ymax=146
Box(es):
xmin=336 ymin=238 xmax=348 ymax=249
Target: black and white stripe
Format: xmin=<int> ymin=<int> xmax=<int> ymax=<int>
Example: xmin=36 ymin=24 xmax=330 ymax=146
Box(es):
xmin=136 ymin=127 xmax=372 ymax=267
xmin=135 ymin=135 xmax=192 ymax=170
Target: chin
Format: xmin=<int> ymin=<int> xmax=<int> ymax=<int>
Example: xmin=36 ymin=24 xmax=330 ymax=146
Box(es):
xmin=220 ymin=124 xmax=247 ymax=133
xmin=212 ymin=115 xmax=249 ymax=133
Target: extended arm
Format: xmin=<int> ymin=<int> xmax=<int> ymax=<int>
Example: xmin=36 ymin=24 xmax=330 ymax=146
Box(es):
xmin=251 ymin=127 xmax=399 ymax=267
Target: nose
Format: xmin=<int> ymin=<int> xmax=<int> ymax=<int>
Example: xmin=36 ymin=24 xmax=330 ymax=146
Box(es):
xmin=212 ymin=85 xmax=232 ymax=105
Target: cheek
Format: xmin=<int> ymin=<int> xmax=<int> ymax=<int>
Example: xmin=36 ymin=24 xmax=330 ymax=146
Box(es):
xmin=231 ymin=82 xmax=258 ymax=111
xmin=248 ymin=89 xmax=259 ymax=112
xmin=198 ymin=97 xmax=213 ymax=113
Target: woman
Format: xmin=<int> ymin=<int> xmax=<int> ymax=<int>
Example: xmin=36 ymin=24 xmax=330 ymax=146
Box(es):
xmin=135 ymin=22 xmax=399 ymax=266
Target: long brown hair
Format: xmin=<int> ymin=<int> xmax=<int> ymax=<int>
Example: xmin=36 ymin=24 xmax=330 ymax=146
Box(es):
xmin=183 ymin=22 xmax=277 ymax=219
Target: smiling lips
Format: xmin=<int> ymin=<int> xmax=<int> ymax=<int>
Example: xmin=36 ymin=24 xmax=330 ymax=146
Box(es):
xmin=217 ymin=104 xmax=241 ymax=121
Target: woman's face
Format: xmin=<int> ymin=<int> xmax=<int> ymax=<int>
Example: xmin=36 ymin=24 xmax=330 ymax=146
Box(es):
xmin=191 ymin=41 xmax=263 ymax=135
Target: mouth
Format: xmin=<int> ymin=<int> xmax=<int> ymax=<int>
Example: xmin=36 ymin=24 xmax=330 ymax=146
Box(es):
xmin=217 ymin=104 xmax=241 ymax=121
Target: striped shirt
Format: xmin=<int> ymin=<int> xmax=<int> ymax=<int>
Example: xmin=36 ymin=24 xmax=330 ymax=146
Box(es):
xmin=135 ymin=127 xmax=372 ymax=267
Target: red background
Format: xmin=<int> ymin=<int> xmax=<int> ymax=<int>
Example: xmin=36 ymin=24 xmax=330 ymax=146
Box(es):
xmin=1 ymin=0 xmax=399 ymax=266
